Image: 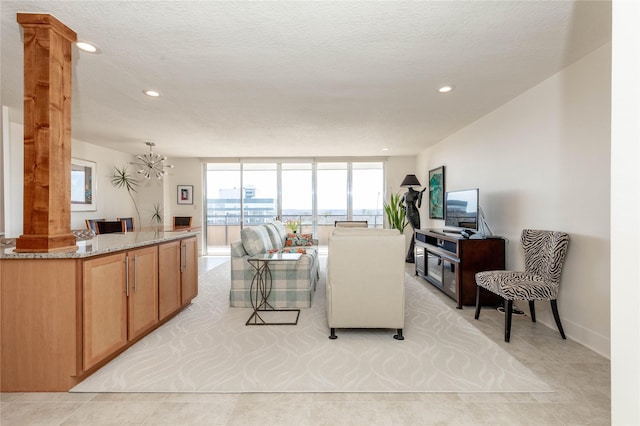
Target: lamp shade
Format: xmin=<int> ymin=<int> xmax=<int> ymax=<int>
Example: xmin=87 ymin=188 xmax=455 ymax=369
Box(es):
xmin=400 ymin=174 xmax=421 ymax=187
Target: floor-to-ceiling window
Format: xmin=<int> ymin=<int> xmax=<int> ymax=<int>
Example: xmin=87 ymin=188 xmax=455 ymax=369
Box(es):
xmin=352 ymin=162 xmax=384 ymax=228
xmin=205 ymin=160 xmax=384 ymax=253
xmin=205 ymin=164 xmax=241 ymax=250
xmin=281 ymin=163 xmax=313 ymax=234
xmin=315 ymin=162 xmax=348 ymax=244
xmin=241 ymin=163 xmax=277 ymax=226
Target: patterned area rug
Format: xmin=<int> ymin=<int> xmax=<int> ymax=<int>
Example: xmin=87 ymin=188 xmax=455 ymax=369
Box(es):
xmin=71 ymin=257 xmax=552 ymax=393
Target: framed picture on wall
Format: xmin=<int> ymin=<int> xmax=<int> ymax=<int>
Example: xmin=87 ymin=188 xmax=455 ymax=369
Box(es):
xmin=428 ymin=166 xmax=445 ymax=219
xmin=71 ymin=158 xmax=97 ymax=211
xmin=177 ymin=185 xmax=193 ymax=205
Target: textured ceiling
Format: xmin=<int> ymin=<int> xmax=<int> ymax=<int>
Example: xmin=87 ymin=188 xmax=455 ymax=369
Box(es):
xmin=1 ymin=1 xmax=611 ymax=159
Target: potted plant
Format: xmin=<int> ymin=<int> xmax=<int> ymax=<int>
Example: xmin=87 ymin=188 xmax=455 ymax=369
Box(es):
xmin=111 ymin=166 xmax=141 ymax=226
xmin=150 ymin=203 xmax=163 ymax=227
xmin=383 ymin=192 xmax=408 ymax=233
xmin=285 ymin=219 xmax=300 ymax=233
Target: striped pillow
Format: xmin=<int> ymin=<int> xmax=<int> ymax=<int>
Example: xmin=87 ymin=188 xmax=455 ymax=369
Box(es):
xmin=241 ymin=226 xmax=274 ymax=256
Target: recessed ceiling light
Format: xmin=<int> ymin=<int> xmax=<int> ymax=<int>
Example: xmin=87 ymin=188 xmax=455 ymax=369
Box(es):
xmin=143 ymin=90 xmax=161 ymax=97
xmin=382 ymin=148 xmax=389 ymax=152
xmin=76 ymin=41 xmax=98 ymax=53
xmin=438 ymin=85 xmax=455 ymax=93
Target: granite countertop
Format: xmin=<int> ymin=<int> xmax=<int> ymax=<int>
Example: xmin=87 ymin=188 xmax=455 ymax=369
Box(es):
xmin=0 ymin=230 xmax=199 ymax=259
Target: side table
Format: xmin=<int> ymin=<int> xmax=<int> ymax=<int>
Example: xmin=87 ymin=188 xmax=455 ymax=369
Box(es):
xmin=246 ymin=252 xmax=302 ymax=325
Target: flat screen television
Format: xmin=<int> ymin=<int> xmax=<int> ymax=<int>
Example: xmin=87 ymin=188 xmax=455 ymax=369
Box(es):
xmin=444 ymin=188 xmax=479 ymax=231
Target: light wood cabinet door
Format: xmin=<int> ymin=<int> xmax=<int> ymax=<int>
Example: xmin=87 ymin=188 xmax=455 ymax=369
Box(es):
xmin=127 ymin=245 xmax=159 ymax=340
xmin=83 ymin=252 xmax=128 ymax=371
xmin=181 ymin=236 xmax=198 ymax=305
xmin=158 ymin=240 xmax=181 ymax=320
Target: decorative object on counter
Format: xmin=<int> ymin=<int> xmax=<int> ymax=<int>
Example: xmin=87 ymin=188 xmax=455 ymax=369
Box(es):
xmin=72 ymin=229 xmax=95 ymax=241
xmin=428 ymin=166 xmax=445 ymax=219
xmin=131 ymin=142 xmax=173 ymax=180
xmin=400 ymin=174 xmax=426 ymax=263
xmin=383 ymin=192 xmax=408 ymax=233
xmin=177 ymin=185 xmax=193 ymax=205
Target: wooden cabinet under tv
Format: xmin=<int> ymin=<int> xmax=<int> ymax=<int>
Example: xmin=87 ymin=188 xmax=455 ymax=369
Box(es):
xmin=414 ymin=229 xmax=505 ymax=309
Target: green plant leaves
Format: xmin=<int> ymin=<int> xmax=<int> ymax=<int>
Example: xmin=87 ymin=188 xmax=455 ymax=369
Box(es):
xmin=111 ymin=166 xmax=140 ymax=193
xmin=383 ymin=192 xmax=408 ymax=232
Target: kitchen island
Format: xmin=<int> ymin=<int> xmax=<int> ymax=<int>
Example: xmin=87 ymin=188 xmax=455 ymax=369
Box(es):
xmin=1 ymin=231 xmax=199 ymax=391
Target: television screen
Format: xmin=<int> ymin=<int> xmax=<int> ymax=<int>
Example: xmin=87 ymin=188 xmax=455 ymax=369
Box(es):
xmin=444 ymin=188 xmax=479 ymax=230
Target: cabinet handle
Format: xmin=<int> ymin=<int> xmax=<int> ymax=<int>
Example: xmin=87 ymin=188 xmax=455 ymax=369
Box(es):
xmin=125 ymin=255 xmax=130 ymax=297
xmin=133 ymin=255 xmax=137 ymax=293
xmin=180 ymin=245 xmax=187 ymax=273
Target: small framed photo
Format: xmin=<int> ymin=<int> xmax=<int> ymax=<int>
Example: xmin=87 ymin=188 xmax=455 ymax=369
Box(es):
xmin=428 ymin=166 xmax=445 ymax=219
xmin=177 ymin=185 xmax=194 ymax=205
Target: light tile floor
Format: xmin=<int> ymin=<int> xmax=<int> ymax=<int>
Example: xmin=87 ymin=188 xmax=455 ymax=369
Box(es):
xmin=1 ymin=262 xmax=610 ymax=425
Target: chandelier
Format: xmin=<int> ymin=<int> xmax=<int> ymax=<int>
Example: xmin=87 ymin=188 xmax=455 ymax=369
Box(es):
xmin=132 ymin=142 xmax=173 ymax=179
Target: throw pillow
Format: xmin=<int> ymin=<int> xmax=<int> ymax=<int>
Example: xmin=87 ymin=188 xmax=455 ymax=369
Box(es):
xmin=268 ymin=247 xmax=307 ymax=255
xmin=285 ymin=233 xmax=313 ymax=247
xmin=265 ymin=223 xmax=283 ymax=248
xmin=241 ymin=226 xmax=274 ymax=256
xmin=272 ymin=221 xmax=289 ymax=246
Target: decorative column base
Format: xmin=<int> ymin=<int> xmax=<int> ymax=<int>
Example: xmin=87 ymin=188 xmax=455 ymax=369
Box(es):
xmin=14 ymin=234 xmax=77 ymax=253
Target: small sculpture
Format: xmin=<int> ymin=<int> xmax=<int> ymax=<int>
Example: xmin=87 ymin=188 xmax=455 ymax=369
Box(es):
xmin=400 ymin=175 xmax=426 ymax=263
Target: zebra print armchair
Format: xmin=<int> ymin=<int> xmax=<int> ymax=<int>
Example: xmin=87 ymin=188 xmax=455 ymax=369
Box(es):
xmin=474 ymin=229 xmax=570 ymax=342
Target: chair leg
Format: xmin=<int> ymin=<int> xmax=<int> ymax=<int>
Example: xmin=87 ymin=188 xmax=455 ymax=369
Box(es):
xmin=504 ymin=300 xmax=513 ymax=342
xmin=550 ymin=300 xmax=566 ymax=340
xmin=329 ymin=328 xmax=337 ymax=340
xmin=474 ymin=286 xmax=482 ymax=320
xmin=393 ymin=329 xmax=404 ymax=340
xmin=528 ymin=300 xmax=536 ymax=322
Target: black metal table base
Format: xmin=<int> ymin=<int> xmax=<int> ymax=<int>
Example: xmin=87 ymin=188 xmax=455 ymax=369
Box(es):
xmin=246 ymin=308 xmax=300 ymax=326
xmin=246 ymin=253 xmax=302 ymax=326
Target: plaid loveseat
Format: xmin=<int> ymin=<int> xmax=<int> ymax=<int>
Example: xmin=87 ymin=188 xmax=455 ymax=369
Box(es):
xmin=230 ymin=221 xmax=320 ymax=308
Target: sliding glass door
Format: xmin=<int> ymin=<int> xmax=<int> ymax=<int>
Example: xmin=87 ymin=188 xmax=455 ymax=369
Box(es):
xmin=241 ymin=163 xmax=277 ymax=226
xmin=281 ymin=163 xmax=313 ymax=234
xmin=205 ymin=164 xmax=241 ymax=251
xmin=352 ymin=162 xmax=384 ymax=228
xmin=205 ymin=160 xmax=384 ymax=253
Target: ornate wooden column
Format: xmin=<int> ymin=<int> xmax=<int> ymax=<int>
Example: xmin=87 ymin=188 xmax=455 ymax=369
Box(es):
xmin=15 ymin=14 xmax=77 ymax=252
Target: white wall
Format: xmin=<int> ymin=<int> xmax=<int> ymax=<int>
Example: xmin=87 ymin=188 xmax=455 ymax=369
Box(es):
xmin=166 ymin=157 xmax=204 ymax=252
xmin=3 ymin=120 xmax=23 ymax=237
xmin=417 ymin=44 xmax=612 ymax=357
xmin=0 ymin=106 xmax=7 ymax=236
xmin=611 ymin=1 xmax=640 ymax=423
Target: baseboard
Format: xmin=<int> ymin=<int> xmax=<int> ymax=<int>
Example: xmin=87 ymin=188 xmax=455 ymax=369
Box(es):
xmin=514 ymin=301 xmax=610 ymax=359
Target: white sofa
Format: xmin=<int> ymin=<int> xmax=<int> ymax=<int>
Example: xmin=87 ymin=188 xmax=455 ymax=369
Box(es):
xmin=230 ymin=221 xmax=320 ymax=308
xmin=326 ymin=227 xmax=406 ymax=339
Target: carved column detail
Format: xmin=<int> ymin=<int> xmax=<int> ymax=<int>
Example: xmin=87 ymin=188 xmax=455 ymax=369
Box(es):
xmin=15 ymin=14 xmax=77 ymax=252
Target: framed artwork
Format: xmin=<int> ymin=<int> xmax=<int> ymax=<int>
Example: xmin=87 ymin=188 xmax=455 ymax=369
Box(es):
xmin=177 ymin=185 xmax=194 ymax=205
xmin=71 ymin=158 xmax=97 ymax=211
xmin=428 ymin=166 xmax=445 ymax=219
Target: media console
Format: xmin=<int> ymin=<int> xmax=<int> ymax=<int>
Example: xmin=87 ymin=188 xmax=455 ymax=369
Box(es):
xmin=414 ymin=229 xmax=505 ymax=309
